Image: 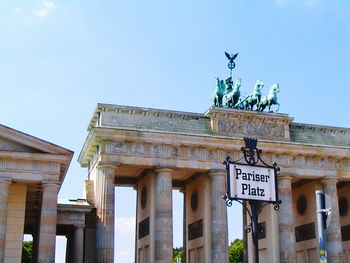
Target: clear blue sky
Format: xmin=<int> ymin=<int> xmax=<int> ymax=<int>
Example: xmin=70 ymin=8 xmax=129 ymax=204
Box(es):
xmin=1 ymin=1 xmax=349 ymax=262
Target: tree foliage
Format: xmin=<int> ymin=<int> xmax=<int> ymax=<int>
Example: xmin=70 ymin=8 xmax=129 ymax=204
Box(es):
xmin=173 ymin=247 xmax=184 ymax=263
xmin=228 ymin=239 xmax=244 ymax=263
xmin=22 ymin=241 xmax=33 ymax=263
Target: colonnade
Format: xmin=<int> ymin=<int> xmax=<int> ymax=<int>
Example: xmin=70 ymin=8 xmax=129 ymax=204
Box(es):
xmin=92 ymin=166 xmax=230 ymax=263
xmin=2 ymin=171 xmax=346 ymax=263
xmin=91 ymin=164 xmax=347 ymax=263
xmin=0 ymin=179 xmax=60 ymax=263
xmin=278 ymin=176 xmax=344 ymax=263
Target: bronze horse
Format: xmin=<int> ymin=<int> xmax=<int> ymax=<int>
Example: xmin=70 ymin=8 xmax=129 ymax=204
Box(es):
xmin=213 ymin=77 xmax=225 ymax=107
xmin=258 ymin=83 xmax=280 ymax=112
xmin=241 ymin=80 xmax=264 ymax=110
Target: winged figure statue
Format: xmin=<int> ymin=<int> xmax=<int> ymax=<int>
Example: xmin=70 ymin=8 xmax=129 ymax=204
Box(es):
xmin=225 ymin=52 xmax=238 ymax=63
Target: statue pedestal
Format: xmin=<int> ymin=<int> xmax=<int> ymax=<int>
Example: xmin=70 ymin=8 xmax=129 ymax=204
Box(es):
xmin=204 ymin=107 xmax=293 ymax=142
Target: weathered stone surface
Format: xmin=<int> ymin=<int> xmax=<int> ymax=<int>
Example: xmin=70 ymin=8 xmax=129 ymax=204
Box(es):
xmin=291 ymin=123 xmax=350 ymax=147
xmin=210 ymin=170 xmax=229 ymax=263
xmin=278 ymin=176 xmax=296 ymax=263
xmin=322 ymin=178 xmax=344 ymax=263
xmin=0 ymin=179 xmax=11 ymax=263
xmin=154 ymin=168 xmax=173 ymax=263
xmin=38 ymin=182 xmax=60 ymax=263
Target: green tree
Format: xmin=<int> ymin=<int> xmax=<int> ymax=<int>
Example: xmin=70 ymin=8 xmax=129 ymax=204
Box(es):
xmin=228 ymin=239 xmax=244 ymax=263
xmin=173 ymin=247 xmax=184 ymax=263
xmin=22 ymin=241 xmax=33 ymax=263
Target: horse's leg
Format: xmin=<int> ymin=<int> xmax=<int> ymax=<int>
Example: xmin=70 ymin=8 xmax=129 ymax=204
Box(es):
xmin=256 ymin=99 xmax=261 ymax=111
xmin=276 ymin=103 xmax=280 ymax=112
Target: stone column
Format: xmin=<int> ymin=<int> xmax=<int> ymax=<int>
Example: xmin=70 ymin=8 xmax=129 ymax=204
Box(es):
xmin=73 ymin=225 xmax=85 ymax=263
xmin=96 ymin=165 xmax=115 ymax=263
xmin=209 ymin=170 xmax=229 ymax=263
xmin=66 ymin=233 xmax=73 ymax=263
xmin=38 ymin=182 xmax=60 ymax=263
xmin=277 ymin=175 xmax=296 ymax=263
xmin=322 ymin=177 xmax=344 ymax=263
xmin=154 ymin=168 xmax=173 ymax=263
xmin=182 ymin=189 xmax=187 ymax=263
xmin=0 ymin=178 xmax=11 ymax=262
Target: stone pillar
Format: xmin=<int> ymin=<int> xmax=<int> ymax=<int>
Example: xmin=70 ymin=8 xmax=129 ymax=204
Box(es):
xmin=322 ymin=177 xmax=344 ymax=263
xmin=38 ymin=182 xmax=60 ymax=263
xmin=209 ymin=170 xmax=229 ymax=263
xmin=73 ymin=225 xmax=85 ymax=263
xmin=278 ymin=175 xmax=296 ymax=263
xmin=182 ymin=189 xmax=187 ymax=263
xmin=32 ymin=231 xmax=39 ymax=262
xmin=154 ymin=168 xmax=173 ymax=263
xmin=0 ymin=178 xmax=11 ymax=262
xmin=96 ymin=165 xmax=115 ymax=263
xmin=66 ymin=233 xmax=73 ymax=263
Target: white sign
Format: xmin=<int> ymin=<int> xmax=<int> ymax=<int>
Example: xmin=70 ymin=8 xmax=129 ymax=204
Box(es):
xmin=228 ymin=163 xmax=277 ymax=202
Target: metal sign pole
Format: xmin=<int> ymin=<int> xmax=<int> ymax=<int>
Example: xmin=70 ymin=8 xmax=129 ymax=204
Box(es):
xmin=250 ymin=201 xmax=260 ymax=263
xmin=315 ymin=190 xmax=328 ymax=262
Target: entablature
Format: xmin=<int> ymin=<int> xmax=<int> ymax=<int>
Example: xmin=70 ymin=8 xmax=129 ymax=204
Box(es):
xmin=81 ymin=128 xmax=350 ymax=184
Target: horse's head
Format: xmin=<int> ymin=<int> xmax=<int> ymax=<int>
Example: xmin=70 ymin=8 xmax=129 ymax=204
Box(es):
xmin=254 ymin=80 xmax=264 ymax=92
xmin=215 ymin=77 xmax=224 ymax=92
xmin=215 ymin=77 xmax=220 ymax=88
xmin=270 ymin=83 xmax=280 ymax=94
xmin=233 ymin=78 xmax=241 ymax=91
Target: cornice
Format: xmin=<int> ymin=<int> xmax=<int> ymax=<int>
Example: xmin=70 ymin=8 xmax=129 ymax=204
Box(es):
xmin=88 ymin=103 xmax=207 ymax=131
xmin=0 ymin=151 xmax=71 ymax=163
xmin=291 ymin=122 xmax=350 ymax=135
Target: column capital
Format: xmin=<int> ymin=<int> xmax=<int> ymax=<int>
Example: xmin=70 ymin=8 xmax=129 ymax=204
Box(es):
xmin=321 ymin=176 xmax=340 ymax=185
xmin=209 ymin=169 xmax=226 ymax=177
xmin=0 ymin=178 xmax=12 ymax=185
xmin=74 ymin=224 xmax=86 ymax=230
xmin=42 ymin=181 xmax=61 ymax=190
xmin=154 ymin=167 xmax=175 ymax=173
xmin=277 ymin=175 xmax=293 ymax=181
xmin=96 ymin=162 xmax=119 ymax=170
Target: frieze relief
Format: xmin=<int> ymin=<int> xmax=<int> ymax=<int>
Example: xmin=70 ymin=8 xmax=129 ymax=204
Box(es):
xmin=132 ymin=144 xmax=145 ymax=155
xmin=169 ymin=146 xmax=179 ymax=157
xmin=105 ymin=141 xmax=350 ymax=171
xmin=113 ymin=142 xmax=126 ymax=153
xmin=217 ymin=119 xmax=285 ymax=140
xmin=0 ymin=159 xmax=61 ymax=174
xmin=152 ymin=145 xmax=166 ymax=157
xmin=0 ymin=159 xmax=7 ymax=169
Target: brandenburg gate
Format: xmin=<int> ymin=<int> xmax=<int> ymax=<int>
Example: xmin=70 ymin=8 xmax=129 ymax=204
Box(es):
xmin=78 ymin=103 xmax=350 ymax=263
xmin=1 ymin=52 xmax=349 ymax=263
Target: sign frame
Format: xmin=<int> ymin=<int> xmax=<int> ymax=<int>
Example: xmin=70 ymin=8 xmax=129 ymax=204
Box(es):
xmin=226 ymin=161 xmax=279 ymax=203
